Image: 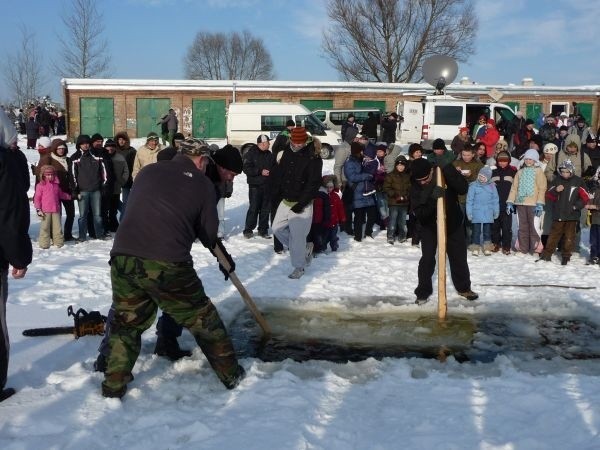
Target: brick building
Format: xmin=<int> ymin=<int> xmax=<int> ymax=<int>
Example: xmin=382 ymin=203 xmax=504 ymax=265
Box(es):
xmin=61 ymin=78 xmax=600 ymax=141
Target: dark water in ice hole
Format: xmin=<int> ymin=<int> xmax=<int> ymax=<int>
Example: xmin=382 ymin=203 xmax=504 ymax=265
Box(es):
xmin=229 ymin=308 xmax=600 ymax=363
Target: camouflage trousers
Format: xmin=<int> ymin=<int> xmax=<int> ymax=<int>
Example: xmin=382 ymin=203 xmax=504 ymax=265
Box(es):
xmin=102 ymin=255 xmax=241 ymax=396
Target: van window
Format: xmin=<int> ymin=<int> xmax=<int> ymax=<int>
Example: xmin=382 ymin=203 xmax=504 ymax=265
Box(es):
xmin=329 ymin=112 xmax=348 ymax=126
xmin=261 ymin=115 xmax=293 ymax=131
xmin=434 ymin=106 xmax=462 ymax=125
xmin=295 ymin=114 xmax=326 ymax=136
xmin=314 ymin=111 xmax=326 ymax=122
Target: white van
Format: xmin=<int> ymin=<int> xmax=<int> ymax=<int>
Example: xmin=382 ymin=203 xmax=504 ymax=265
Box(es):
xmin=312 ymin=108 xmax=382 ymax=134
xmin=227 ymin=103 xmax=343 ymax=159
xmin=396 ymin=96 xmax=517 ymax=149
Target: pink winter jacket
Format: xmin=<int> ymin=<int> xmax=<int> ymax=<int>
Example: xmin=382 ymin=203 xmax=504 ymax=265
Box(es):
xmin=33 ymin=178 xmax=71 ymax=213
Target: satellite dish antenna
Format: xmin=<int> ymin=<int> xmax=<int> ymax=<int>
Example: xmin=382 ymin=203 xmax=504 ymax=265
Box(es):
xmin=422 ymin=55 xmax=459 ymax=95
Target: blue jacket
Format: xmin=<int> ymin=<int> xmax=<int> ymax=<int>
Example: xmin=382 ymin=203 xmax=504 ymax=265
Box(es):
xmin=466 ymin=179 xmax=499 ymax=223
xmin=344 ymin=156 xmax=376 ymax=209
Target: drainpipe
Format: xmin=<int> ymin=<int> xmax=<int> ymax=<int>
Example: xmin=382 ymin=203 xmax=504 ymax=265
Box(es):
xmin=232 ymin=81 xmax=237 ymax=103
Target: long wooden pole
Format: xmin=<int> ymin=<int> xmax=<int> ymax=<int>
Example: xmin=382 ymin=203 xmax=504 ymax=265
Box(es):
xmin=436 ymin=167 xmax=447 ymax=320
xmin=213 ymin=245 xmax=272 ymax=336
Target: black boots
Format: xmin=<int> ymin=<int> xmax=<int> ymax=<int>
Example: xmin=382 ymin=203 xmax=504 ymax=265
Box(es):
xmin=154 ymin=336 xmax=192 ymax=361
xmin=0 ymin=387 xmax=16 ymax=402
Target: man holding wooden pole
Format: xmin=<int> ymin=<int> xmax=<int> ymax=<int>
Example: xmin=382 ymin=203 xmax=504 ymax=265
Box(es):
xmin=409 ymin=158 xmax=478 ymax=306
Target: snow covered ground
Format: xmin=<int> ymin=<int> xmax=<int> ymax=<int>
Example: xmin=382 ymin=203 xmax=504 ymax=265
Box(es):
xmin=1 ymin=136 xmax=599 ymax=449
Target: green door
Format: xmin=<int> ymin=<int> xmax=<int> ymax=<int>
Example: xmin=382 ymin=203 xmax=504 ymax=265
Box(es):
xmin=136 ymin=98 xmax=171 ymax=138
xmin=192 ymin=99 xmax=226 ymax=139
xmin=80 ymin=98 xmax=114 ymax=137
xmin=301 ymin=99 xmax=333 ymax=111
xmin=504 ymin=101 xmax=520 ymax=113
xmin=353 ymin=100 xmax=386 ymax=112
xmin=526 ymin=103 xmax=543 ymax=121
xmin=576 ymin=103 xmax=593 ymax=125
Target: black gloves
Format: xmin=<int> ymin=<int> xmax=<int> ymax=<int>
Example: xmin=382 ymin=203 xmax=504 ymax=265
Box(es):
xmin=291 ymin=202 xmax=305 ymax=214
xmin=430 ymin=186 xmax=445 ymax=199
xmin=213 ymin=238 xmax=235 ymax=281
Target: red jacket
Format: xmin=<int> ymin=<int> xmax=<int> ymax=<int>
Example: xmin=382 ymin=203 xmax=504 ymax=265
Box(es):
xmin=479 ymin=122 xmax=500 ymax=157
xmin=312 ymin=189 xmax=346 ymax=228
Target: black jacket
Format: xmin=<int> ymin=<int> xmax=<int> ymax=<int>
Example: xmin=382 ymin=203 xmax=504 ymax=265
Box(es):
xmin=111 ymin=154 xmax=218 ymax=262
xmin=0 ymin=147 xmax=33 ymax=270
xmin=491 ymin=164 xmax=517 ymax=208
xmin=546 ymin=175 xmax=588 ymax=221
xmin=410 ymin=163 xmax=468 ymax=233
xmin=243 ymin=144 xmax=275 ymax=186
xmin=270 ymin=141 xmax=323 ymax=210
xmin=72 ymin=148 xmax=107 ymax=193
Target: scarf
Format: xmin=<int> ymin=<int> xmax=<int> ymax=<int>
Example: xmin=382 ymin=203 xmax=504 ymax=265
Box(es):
xmin=51 ymin=152 xmax=68 ymax=171
xmin=517 ymin=166 xmax=536 ymax=203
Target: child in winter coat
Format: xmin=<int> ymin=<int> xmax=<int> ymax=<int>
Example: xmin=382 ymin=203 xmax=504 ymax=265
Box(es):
xmin=361 ymin=143 xmax=380 ymax=196
xmin=491 ymin=151 xmax=517 ymax=254
xmin=584 ymin=167 xmax=600 ymax=264
xmin=539 ymin=160 xmax=589 ymax=265
xmin=507 ymin=149 xmax=547 ymax=254
xmin=383 ymin=155 xmax=411 ymax=244
xmin=310 ymin=176 xmax=346 ymax=253
xmin=466 ymin=166 xmax=499 ymax=255
xmin=33 ymin=165 xmax=72 ymax=249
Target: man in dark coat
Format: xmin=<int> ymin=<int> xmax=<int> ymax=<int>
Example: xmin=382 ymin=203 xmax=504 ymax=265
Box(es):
xmin=361 ymin=112 xmax=379 ymax=141
xmin=115 ymin=131 xmax=137 ymax=219
xmin=101 ymin=138 xmax=244 ymax=399
xmin=410 ymin=158 xmax=478 ymax=304
xmin=270 ymin=127 xmax=323 ymax=279
xmin=243 ymin=134 xmax=275 ymax=238
xmin=0 ymin=111 xmax=33 ymax=402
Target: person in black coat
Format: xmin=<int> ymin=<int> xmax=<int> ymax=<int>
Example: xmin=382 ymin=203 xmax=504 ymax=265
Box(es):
xmin=243 ymin=134 xmax=275 ymax=238
xmin=361 ymin=112 xmax=378 ymax=141
xmin=0 ymin=111 xmax=33 ymax=402
xmin=410 ymin=158 xmax=478 ymax=304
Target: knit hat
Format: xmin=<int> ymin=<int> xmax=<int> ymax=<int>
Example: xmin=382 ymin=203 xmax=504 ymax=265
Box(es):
xmin=525 ymin=118 xmax=535 ymax=126
xmin=179 ymin=138 xmax=209 ymax=156
xmin=40 ymin=164 xmax=55 ymax=176
xmin=213 ymin=144 xmax=243 ymax=174
xmin=543 ymin=143 xmax=558 ymax=154
xmin=586 ymin=134 xmax=597 ymax=144
xmin=432 ymin=138 xmax=447 ymax=151
xmin=286 ymin=119 xmax=296 ymax=127
xmin=173 ymin=132 xmax=185 ymax=141
xmin=395 ymin=155 xmax=408 ymax=166
xmin=459 ymin=126 xmax=469 ymax=133
xmin=559 ymin=159 xmax=574 ymax=175
xmin=350 ymin=142 xmax=364 ymax=157
xmin=410 ymin=158 xmax=432 ymax=180
xmin=257 ymin=134 xmax=271 ymax=143
xmin=104 ymin=138 xmax=117 ymax=148
xmin=146 ymin=131 xmax=159 ymax=141
xmin=565 ymin=134 xmax=581 ymax=149
xmin=363 ymin=143 xmax=377 ymax=159
xmin=37 ymin=136 xmax=52 ymax=148
xmin=496 ymin=150 xmax=511 ymax=162
xmin=290 ymin=127 xmax=308 ymax=145
xmin=478 ymin=166 xmax=492 ymax=182
xmin=90 ymin=133 xmax=103 ymax=143
xmin=408 ymin=143 xmax=423 ymax=158
xmin=75 ymin=134 xmax=91 ymax=148
xmin=522 ymin=149 xmax=540 ymax=162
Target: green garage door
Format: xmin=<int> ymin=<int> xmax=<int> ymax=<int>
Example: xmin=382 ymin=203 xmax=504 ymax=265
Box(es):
xmin=504 ymin=101 xmax=520 ymax=113
xmin=301 ymin=99 xmax=333 ymax=111
xmin=526 ymin=103 xmax=543 ymax=121
xmin=136 ymin=98 xmax=170 ymax=138
xmin=353 ymin=100 xmax=386 ymax=112
xmin=576 ymin=103 xmax=593 ymax=125
xmin=80 ymin=98 xmax=114 ymax=137
xmin=192 ymin=99 xmax=226 ymax=139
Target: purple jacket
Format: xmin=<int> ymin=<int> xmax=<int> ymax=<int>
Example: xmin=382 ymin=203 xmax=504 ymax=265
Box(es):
xmin=33 ymin=178 xmax=71 ymax=213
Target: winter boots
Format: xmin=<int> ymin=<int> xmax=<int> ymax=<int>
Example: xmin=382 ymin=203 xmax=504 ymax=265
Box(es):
xmin=154 ymin=336 xmax=192 ymax=361
xmin=288 ymin=268 xmax=305 ymax=279
xmin=458 ymin=290 xmax=479 ymax=301
xmin=0 ymin=388 xmax=16 ymax=402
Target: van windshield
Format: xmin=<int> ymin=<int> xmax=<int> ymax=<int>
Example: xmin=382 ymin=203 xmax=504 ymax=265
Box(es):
xmin=296 ymin=114 xmax=326 ymax=136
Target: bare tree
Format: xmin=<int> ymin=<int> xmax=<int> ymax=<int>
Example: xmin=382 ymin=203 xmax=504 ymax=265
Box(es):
xmin=55 ymin=0 xmax=111 ymax=78
xmin=322 ymin=0 xmax=477 ymax=83
xmin=2 ymin=25 xmax=46 ymax=107
xmin=184 ymin=30 xmax=274 ymax=80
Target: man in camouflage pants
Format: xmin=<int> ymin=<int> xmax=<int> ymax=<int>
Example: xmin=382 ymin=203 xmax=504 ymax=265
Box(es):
xmin=102 ymin=139 xmax=245 ymax=399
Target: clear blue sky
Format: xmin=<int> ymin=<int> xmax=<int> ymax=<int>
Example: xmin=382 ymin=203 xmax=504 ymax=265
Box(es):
xmin=1 ymin=0 xmax=599 ymax=104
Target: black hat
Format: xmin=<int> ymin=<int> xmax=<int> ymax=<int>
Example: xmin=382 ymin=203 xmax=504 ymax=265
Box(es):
xmin=75 ymin=134 xmax=91 ymax=149
xmin=525 ymin=118 xmax=535 ymax=125
xmin=213 ymin=144 xmax=243 ymax=174
xmin=432 ymin=138 xmax=446 ymax=151
xmin=257 ymin=134 xmax=271 ymax=143
xmin=410 ymin=158 xmax=432 ymax=180
xmin=350 ymin=142 xmax=364 ymax=157
xmin=395 ymin=155 xmax=408 ymax=166
xmin=104 ymin=138 xmax=117 ymax=148
xmin=91 ymin=133 xmax=103 ymax=143
xmin=408 ymin=143 xmax=423 ymax=157
xmin=173 ymin=132 xmax=185 ymax=141
xmin=286 ymin=119 xmax=296 ymax=127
